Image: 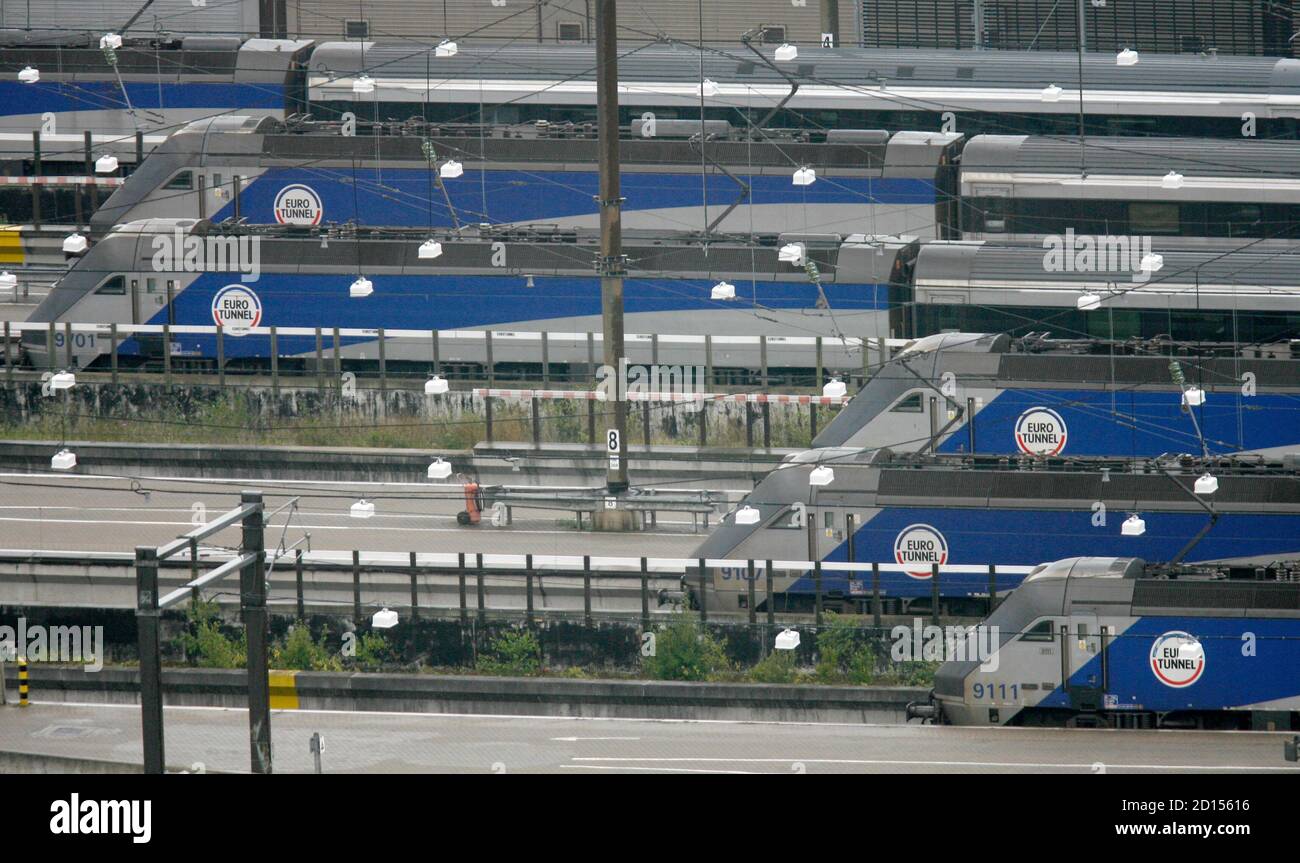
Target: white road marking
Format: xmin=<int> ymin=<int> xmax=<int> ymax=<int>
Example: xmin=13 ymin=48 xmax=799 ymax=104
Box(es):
xmin=562 ymin=764 xmax=757 ymax=774
xmin=570 ymin=756 xmax=1293 ymax=771
xmin=551 ymin=736 xmax=641 ymax=742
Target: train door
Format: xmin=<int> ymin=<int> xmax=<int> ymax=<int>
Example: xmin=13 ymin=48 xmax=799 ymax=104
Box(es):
xmin=1063 ymin=613 xmax=1105 ymax=714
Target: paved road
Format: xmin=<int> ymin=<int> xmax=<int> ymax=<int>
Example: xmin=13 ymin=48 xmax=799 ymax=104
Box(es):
xmin=2 ymin=702 xmax=1295 ymax=773
xmin=0 ymin=471 xmax=707 ymax=559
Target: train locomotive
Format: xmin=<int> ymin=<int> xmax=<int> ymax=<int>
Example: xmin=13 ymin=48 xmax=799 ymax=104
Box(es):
xmin=911 ymin=556 xmax=1300 ymax=730
xmin=690 ymin=450 xmax=1300 ymax=615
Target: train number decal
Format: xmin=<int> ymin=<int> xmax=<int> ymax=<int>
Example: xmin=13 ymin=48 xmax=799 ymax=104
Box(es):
xmin=212 ymin=285 xmax=263 ymax=335
xmin=1014 ymin=407 xmax=1068 ymax=456
xmin=894 ymin=524 xmax=948 ymax=579
xmin=273 ymin=184 xmax=323 ymax=226
xmin=1150 ymin=631 xmax=1206 ymax=688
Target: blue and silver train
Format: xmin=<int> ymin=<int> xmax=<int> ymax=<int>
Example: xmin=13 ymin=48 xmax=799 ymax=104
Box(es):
xmin=912 ymin=556 xmax=1300 ymax=730
xmin=691 ymin=450 xmax=1300 ymax=614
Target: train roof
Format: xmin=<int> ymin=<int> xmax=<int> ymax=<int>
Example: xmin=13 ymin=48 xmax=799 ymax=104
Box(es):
xmin=962 ymin=135 xmax=1300 ymax=180
xmin=912 ymin=239 xmax=1300 ymax=307
xmin=308 ymin=41 xmax=1300 ymax=94
xmin=0 ymin=34 xmax=312 ymax=80
xmin=305 ymin=42 xmax=1300 ymax=117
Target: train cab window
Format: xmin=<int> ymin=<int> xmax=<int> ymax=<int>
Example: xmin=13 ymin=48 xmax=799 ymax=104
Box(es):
xmin=1128 ymin=202 xmax=1179 ymax=235
xmin=93 ymin=275 xmax=125 ymax=295
xmin=765 ymin=505 xmax=805 ymax=530
xmin=890 ymin=392 xmax=924 ymax=413
xmin=163 ymin=170 xmax=193 ymax=191
xmin=1019 ymin=619 xmax=1056 ymax=642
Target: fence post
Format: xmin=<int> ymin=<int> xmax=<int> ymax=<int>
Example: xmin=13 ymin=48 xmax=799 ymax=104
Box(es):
xmin=63 ymin=321 xmax=73 ymax=370
xmin=431 ymin=330 xmax=441 ymax=376
xmin=931 ymin=562 xmax=941 ymax=625
xmin=352 ymin=549 xmax=361 ymax=622
xmin=315 ymin=328 xmax=324 ymax=391
xmin=485 ymin=397 xmax=494 ymax=444
xmin=810 ymin=402 xmax=818 ymax=441
xmin=377 ymin=327 xmax=387 ymax=398
xmin=162 ymin=324 xmax=173 ymax=385
xmin=765 ymin=559 xmax=775 ymax=627
xmin=872 ymin=562 xmax=882 ymax=629
xmin=476 ymin=553 xmax=486 ymax=622
xmin=215 ymin=325 xmax=225 ymax=388
xmin=484 ymin=330 xmax=494 ymax=387
xmin=240 ymin=491 xmax=271 ymax=775
xmin=458 ymin=552 xmax=468 ymax=625
xmin=189 ymin=536 xmax=200 ymax=607
xmin=988 ymin=564 xmax=997 ymax=615
xmin=587 ymin=397 xmax=596 ymax=445
xmin=697 ymin=400 xmax=707 ymax=448
xmin=746 ymin=559 xmax=756 ymax=626
xmin=697 ymin=557 xmax=708 ymax=623
xmin=110 ymin=323 xmax=118 ymax=385
xmin=642 ymin=400 xmax=651 ymax=447
xmin=704 ymin=334 xmax=713 ymax=389
xmin=531 ymin=396 xmax=541 ymax=446
xmin=525 ymin=553 xmax=535 ymax=625
xmin=640 ymin=557 xmax=649 ymax=630
xmin=46 ymin=322 xmax=55 ymax=371
xmin=583 ymin=555 xmax=592 ymax=627
xmin=332 ymin=328 xmax=341 ymax=391
xmin=295 ymin=549 xmax=305 ymax=619
xmin=409 ymin=551 xmax=419 ymax=621
xmin=815 ymin=336 xmax=823 ymax=391
xmin=2 ymin=321 xmax=10 ymax=387
xmin=269 ymin=327 xmax=279 ymax=395
xmin=814 ymin=559 xmax=823 ymax=626
xmin=541 ymin=330 xmax=550 ymax=385
xmin=745 ymin=401 xmax=754 ymax=448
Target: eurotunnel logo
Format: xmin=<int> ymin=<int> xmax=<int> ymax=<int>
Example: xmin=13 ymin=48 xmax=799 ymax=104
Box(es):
xmin=1014 ymin=407 xmax=1068 ymax=456
xmin=1150 ymin=631 xmax=1206 ymax=688
xmin=273 ymin=184 xmax=323 ymax=226
xmin=893 ymin=524 xmax=948 ymax=580
xmin=211 ymin=284 xmax=262 ymax=335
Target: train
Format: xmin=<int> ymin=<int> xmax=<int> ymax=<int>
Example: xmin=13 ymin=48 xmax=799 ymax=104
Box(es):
xmin=88 ymin=116 xmax=1300 ymax=244
xmin=86 ymin=117 xmax=962 ymax=238
xmin=812 ymin=331 xmax=1300 ymax=459
xmin=910 ymin=556 xmax=1300 ymax=730
xmin=6 ymin=33 xmax=1300 ymax=149
xmin=689 ymin=450 xmax=1300 ymax=614
xmin=21 ymin=220 xmax=1300 ymax=370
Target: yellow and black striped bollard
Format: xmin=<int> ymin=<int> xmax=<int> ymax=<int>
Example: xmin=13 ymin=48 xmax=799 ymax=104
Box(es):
xmin=18 ymin=656 xmax=29 ymax=707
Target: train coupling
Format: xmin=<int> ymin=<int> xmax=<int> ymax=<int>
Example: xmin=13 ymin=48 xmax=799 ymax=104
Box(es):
xmin=1286 ymin=736 xmax=1299 ymax=763
xmin=905 ymin=693 xmax=942 ymax=724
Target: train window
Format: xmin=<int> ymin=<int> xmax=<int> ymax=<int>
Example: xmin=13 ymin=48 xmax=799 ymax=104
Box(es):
xmin=823 ymin=511 xmax=834 ymax=530
xmin=1128 ymin=202 xmax=1179 ymax=235
xmin=93 ymin=275 xmax=125 ymax=295
xmin=1019 ymin=619 xmax=1055 ymax=643
xmin=765 ymin=506 xmax=804 ymax=530
xmin=557 ymin=22 xmax=583 ymax=42
xmin=163 ymin=170 xmax=193 ymax=191
xmin=146 ymin=278 xmax=158 ymax=293
xmin=345 ymin=20 xmax=369 ymax=39
xmin=890 ymin=392 xmax=924 ymax=413
xmin=212 ymin=173 xmax=223 ymax=193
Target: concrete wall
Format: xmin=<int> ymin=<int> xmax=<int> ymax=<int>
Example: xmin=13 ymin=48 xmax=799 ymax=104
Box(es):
xmin=9 ymin=664 xmax=923 ymax=723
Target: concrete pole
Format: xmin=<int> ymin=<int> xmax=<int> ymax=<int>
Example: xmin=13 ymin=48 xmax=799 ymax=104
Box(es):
xmin=596 ymin=0 xmax=629 ymax=496
xmin=135 ymin=546 xmax=165 ymax=774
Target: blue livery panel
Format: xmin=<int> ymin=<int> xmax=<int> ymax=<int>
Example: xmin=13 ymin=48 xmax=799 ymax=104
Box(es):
xmin=0 ymin=81 xmax=285 ymax=117
xmin=936 ymin=389 xmax=1300 ymax=457
xmin=214 ymin=167 xmax=939 ymax=227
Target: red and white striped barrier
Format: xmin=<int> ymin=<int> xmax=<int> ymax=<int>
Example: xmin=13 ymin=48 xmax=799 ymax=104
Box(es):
xmin=472 ymin=388 xmax=848 ymax=405
xmin=0 ymin=175 xmax=125 ymax=187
